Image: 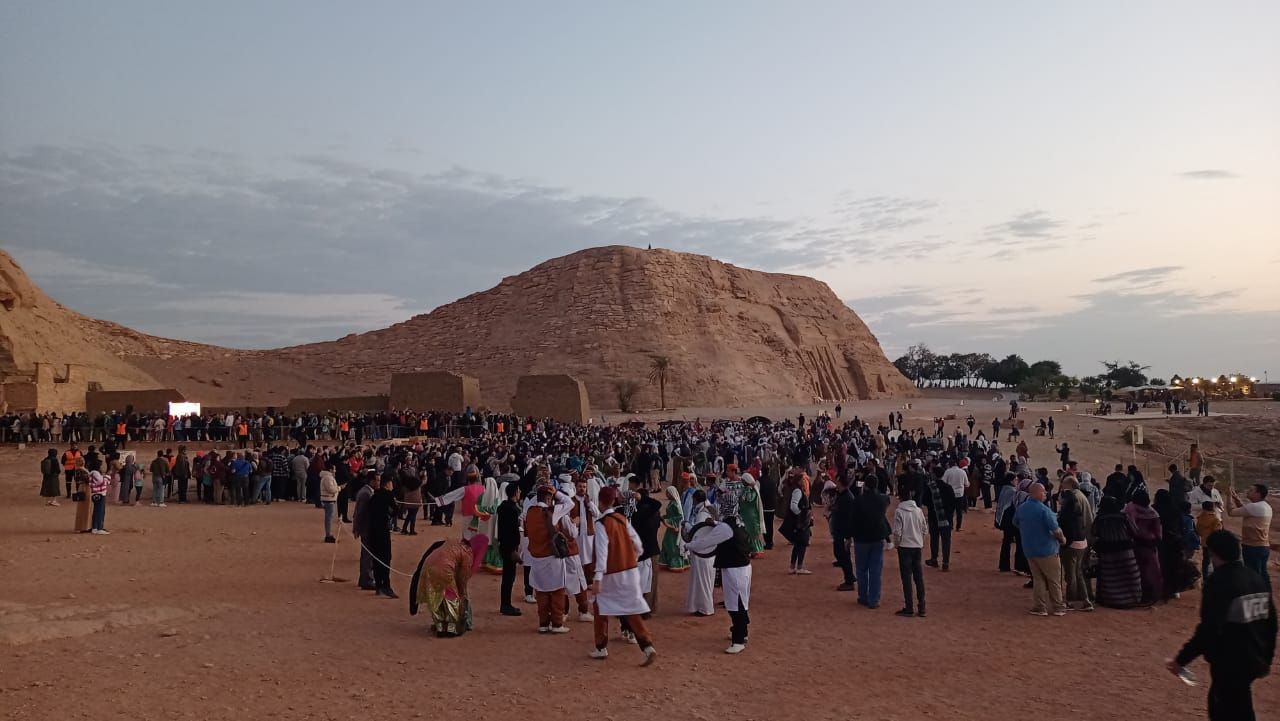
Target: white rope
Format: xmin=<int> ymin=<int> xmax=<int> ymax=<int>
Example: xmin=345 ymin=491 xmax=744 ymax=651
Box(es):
xmin=354 ymin=534 xmax=418 ymax=577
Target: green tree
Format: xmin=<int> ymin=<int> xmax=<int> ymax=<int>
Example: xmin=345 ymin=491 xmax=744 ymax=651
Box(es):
xmin=1102 ymin=360 xmax=1150 ymax=388
xmin=648 ymin=355 xmax=671 ymax=409
xmin=614 ymin=380 xmax=641 ymax=413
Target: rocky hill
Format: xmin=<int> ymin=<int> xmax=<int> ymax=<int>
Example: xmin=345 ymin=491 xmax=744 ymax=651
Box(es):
xmin=2 ymin=246 xmax=916 ymax=409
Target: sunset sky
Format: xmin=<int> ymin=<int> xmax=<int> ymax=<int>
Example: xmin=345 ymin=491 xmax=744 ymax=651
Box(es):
xmin=2 ymin=2 xmax=1276 ymax=378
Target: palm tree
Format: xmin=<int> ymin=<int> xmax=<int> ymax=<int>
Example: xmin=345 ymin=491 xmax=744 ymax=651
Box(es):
xmin=648 ymin=355 xmax=671 ymax=410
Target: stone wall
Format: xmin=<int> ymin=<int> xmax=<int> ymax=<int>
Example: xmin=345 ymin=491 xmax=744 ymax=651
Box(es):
xmin=389 ymin=371 xmax=481 ymax=411
xmin=0 ymin=363 xmax=91 ymax=413
xmin=510 ymin=375 xmax=590 ymax=424
xmin=86 ymin=389 xmax=186 ymax=416
xmin=284 ymin=395 xmax=390 ymax=414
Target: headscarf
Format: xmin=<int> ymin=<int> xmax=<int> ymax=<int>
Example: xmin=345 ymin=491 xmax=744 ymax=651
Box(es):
xmin=664 ymin=485 xmax=684 ymax=522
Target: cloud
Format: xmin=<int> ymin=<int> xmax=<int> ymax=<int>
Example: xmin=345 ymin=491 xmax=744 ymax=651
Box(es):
xmin=983 ymin=209 xmax=1063 ymax=242
xmin=1093 ymin=265 xmax=1183 ymax=285
xmin=1178 ymin=169 xmax=1238 ymax=180
xmin=834 ymin=195 xmax=939 ymax=234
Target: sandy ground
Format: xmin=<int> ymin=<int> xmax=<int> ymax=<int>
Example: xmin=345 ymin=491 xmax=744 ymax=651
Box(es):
xmin=2 ymin=396 xmax=1277 ymax=721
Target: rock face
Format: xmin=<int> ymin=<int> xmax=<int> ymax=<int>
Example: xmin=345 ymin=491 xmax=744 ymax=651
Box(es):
xmin=269 ymin=246 xmax=916 ymax=409
xmin=1 ymin=245 xmax=916 ymax=410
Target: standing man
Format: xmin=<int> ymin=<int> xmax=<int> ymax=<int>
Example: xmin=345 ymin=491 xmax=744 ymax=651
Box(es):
xmin=149 ymin=450 xmax=170 ymax=508
xmin=172 ymin=447 xmax=191 ymax=504
xmin=1047 ymin=416 xmax=1055 ymax=439
xmin=61 ymin=443 xmax=83 ymax=498
xmin=291 ymin=448 xmax=310 ymax=504
xmin=352 ymin=472 xmax=378 ymax=591
xmin=496 ymin=482 xmax=523 ymax=616
xmin=942 ymin=459 xmax=969 ymax=532
xmin=684 ymin=494 xmax=753 ymax=654
xmin=523 ymin=485 xmax=572 ymax=634
xmin=1228 ymin=484 xmax=1274 ymax=587
xmin=1167 ymin=463 xmax=1191 ymax=510
xmin=1189 ymin=443 xmax=1204 ymax=483
xmin=830 ymin=477 xmax=857 ymax=592
xmin=1015 ymin=482 xmax=1068 ymax=616
xmin=892 ymin=485 xmax=927 ymax=618
xmin=850 ymin=480 xmax=891 ymax=609
xmin=1169 ymin=530 xmax=1275 ymax=721
xmin=571 ymin=476 xmax=599 ymax=621
xmin=588 ymin=486 xmax=658 ymax=665
xmin=1189 ymin=475 xmax=1225 ymax=520
xmin=365 ymin=474 xmax=398 ymax=598
xmin=759 ymin=467 xmax=778 ymax=551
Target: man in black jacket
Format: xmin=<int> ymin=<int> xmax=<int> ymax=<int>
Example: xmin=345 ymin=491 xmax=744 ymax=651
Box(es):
xmin=850 ymin=483 xmax=892 ymax=609
xmin=830 ymin=478 xmax=857 ymax=591
xmin=1103 ymin=464 xmax=1128 ymax=500
xmin=496 ymin=483 xmax=523 ymax=616
xmin=1170 ymin=530 xmax=1276 ymax=721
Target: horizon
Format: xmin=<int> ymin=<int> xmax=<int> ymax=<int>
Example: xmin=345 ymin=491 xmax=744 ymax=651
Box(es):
xmin=2 ymin=2 xmax=1276 ymax=379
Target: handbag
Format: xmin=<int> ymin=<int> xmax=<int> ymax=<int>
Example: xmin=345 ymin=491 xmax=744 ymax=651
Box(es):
xmin=545 ymin=508 xmax=571 ymax=559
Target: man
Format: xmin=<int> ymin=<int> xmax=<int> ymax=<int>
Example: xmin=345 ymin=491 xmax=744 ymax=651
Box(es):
xmin=229 ymin=452 xmax=252 ymax=506
xmin=684 ymin=494 xmax=753 ymax=654
xmin=1046 ymin=416 xmax=1055 ymax=439
xmin=1014 ymin=482 xmax=1068 ymax=616
xmin=172 ymin=447 xmax=192 ymax=504
xmin=631 ymin=488 xmax=663 ymax=614
xmin=1189 ymin=443 xmax=1204 ymax=483
xmin=922 ymin=471 xmax=953 ymax=571
xmin=496 ymin=482 xmax=523 ymax=616
xmin=1103 ymin=464 xmax=1129 ymax=500
xmin=149 ymin=450 xmax=170 ymax=508
xmin=941 ymin=459 xmax=969 ymax=532
xmin=352 ymin=472 xmax=378 ymax=591
xmin=829 ymin=477 xmax=857 ymax=591
xmin=1167 ymin=463 xmax=1190 ymax=510
xmin=523 ymin=485 xmax=572 ymax=634
xmin=850 ymin=479 xmax=891 ymax=609
xmin=1169 ymin=530 xmax=1275 ymax=721
xmin=1057 ymin=476 xmax=1094 ymax=611
xmin=570 ymin=476 xmax=599 ymax=622
xmin=759 ymin=467 xmax=778 ymax=550
xmin=365 ymin=474 xmax=398 ymax=598
xmin=683 ymin=489 xmax=716 ymax=616
xmin=588 ymin=487 xmax=658 ymax=665
xmin=1189 ymin=475 xmax=1224 ymax=520
xmin=1227 ymin=484 xmax=1274 ymax=587
xmin=1053 ymin=442 xmax=1071 ymax=471
xmin=61 ymin=443 xmax=83 ymax=498
xmin=892 ymin=485 xmax=927 ymax=618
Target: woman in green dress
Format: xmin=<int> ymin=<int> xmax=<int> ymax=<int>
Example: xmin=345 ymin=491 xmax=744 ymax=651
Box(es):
xmin=739 ymin=473 xmax=766 ymax=556
xmin=658 ymin=486 xmax=689 ymax=572
xmin=479 ymin=478 xmax=505 ymax=573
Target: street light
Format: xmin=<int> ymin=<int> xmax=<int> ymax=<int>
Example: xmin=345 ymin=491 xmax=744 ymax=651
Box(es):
xmin=1230 ymin=376 xmax=1238 ymax=383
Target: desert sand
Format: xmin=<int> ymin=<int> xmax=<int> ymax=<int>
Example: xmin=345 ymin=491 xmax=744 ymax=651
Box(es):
xmin=3 ymin=395 xmax=1276 ymax=721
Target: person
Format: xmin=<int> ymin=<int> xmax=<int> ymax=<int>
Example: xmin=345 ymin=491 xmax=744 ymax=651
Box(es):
xmin=738 ymin=473 xmax=766 ymax=556
xmin=758 ymin=468 xmax=778 ymax=550
xmin=72 ymin=460 xmax=92 ymax=533
xmin=523 ymin=484 xmax=572 ymax=634
xmin=1054 ymin=442 xmax=1071 ymax=471
xmin=1227 ymin=484 xmax=1273 ymax=587
xmin=319 ymin=463 xmax=339 ymax=543
xmin=40 ymin=449 xmax=61 ymax=506
xmin=496 ymin=482 xmax=523 ymax=616
xmin=1154 ymin=488 xmax=1192 ymax=599
xmin=779 ymin=472 xmax=813 ymax=574
xmin=1188 ymin=443 xmax=1203 ymax=483
xmin=941 ymin=459 xmax=968 ymax=532
xmin=1057 ymin=476 xmax=1095 ymax=611
xmin=1047 ymin=415 xmax=1055 ymax=439
xmin=684 ymin=494 xmax=754 ymax=654
xmin=658 ymin=486 xmax=688 ymax=572
xmin=351 ymin=472 xmax=378 ymax=591
xmin=61 ymin=443 xmax=83 ymax=498
xmin=365 ymin=474 xmax=399 ymax=598
xmin=922 ymin=470 xmax=953 ymax=571
xmin=1197 ymin=501 xmax=1224 ymax=581
xmin=1015 ymin=482 xmax=1067 ymax=616
xmin=630 ymin=488 xmax=663 ymax=613
xmin=149 ymin=450 xmax=169 ymax=507
xmin=1167 ymin=463 xmax=1190 ymax=510
xmin=589 ymin=487 xmax=658 ymax=665
xmin=1189 ymin=475 xmax=1224 ymax=521
xmin=1169 ymin=530 xmax=1276 ymax=721
xmin=1125 ymin=489 xmax=1164 ymax=605
xmin=1091 ymin=496 xmax=1145 ymax=608
xmin=88 ymin=468 xmax=110 ymax=535
xmin=172 ymin=447 xmax=191 ymax=504
xmin=829 ymin=477 xmax=857 ymax=591
xmin=683 ymin=489 xmax=716 ymax=615
xmin=850 ymin=479 xmax=891 ymax=609
xmin=892 ymin=484 xmax=927 ymax=617
xmin=411 ymin=534 xmax=489 ymax=636
xmin=1103 ymin=464 xmax=1129 ymax=500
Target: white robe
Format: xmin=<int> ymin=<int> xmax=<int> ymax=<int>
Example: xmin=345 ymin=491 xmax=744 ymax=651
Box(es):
xmin=685 ymin=521 xmax=753 ymax=611
xmin=591 ymin=510 xmax=649 ymax=616
xmin=526 ymin=492 xmax=574 ymax=593
xmin=637 ymin=558 xmax=653 ymax=594
xmin=684 ymin=511 xmax=717 ymax=616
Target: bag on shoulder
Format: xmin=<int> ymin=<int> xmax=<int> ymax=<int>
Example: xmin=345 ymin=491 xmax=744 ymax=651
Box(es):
xmin=545 ymin=508 xmax=571 ymax=559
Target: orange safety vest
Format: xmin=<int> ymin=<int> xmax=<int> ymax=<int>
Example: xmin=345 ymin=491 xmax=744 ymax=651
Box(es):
xmin=418 ymin=418 xmax=428 ymax=431
xmin=62 ymin=449 xmax=82 ymax=471
xmin=237 ymin=423 xmax=248 ymax=436
xmin=115 ymin=422 xmax=127 ymax=435
xmin=340 ymin=420 xmax=349 ymax=432
xmin=496 ymin=421 xmax=504 ymax=433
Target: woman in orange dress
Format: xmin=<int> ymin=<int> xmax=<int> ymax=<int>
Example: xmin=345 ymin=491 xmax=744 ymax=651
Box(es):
xmin=410 ymin=534 xmax=489 ymax=637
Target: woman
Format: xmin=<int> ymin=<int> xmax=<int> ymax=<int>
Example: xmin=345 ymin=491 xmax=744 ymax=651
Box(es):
xmin=399 ymin=468 xmax=424 ymax=536
xmin=1124 ymin=490 xmax=1163 ymax=604
xmin=683 ymin=489 xmax=716 ymax=615
xmin=319 ymin=462 xmax=339 ymax=543
xmin=72 ymin=460 xmax=92 ymax=533
xmin=780 ymin=472 xmax=813 ymax=575
xmin=40 ymin=449 xmax=62 ymax=505
xmin=658 ymin=486 xmax=688 ymax=572
xmin=479 ymin=479 xmax=505 ymax=573
xmin=1153 ymin=489 xmax=1190 ymax=599
xmin=88 ymin=469 xmax=110 ymax=535
xmin=994 ymin=472 xmax=1017 ymax=571
xmin=410 ymin=534 xmax=490 ymax=637
xmin=738 ymin=473 xmax=766 ymax=556
xmin=1090 ymin=496 xmax=1144 ymax=608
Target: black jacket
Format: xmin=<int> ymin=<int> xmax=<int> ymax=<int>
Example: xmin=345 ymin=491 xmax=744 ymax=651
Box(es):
xmin=497 ymin=499 xmax=521 ymax=552
xmin=830 ymin=489 xmax=856 ymax=539
xmin=850 ymin=491 xmax=892 ymax=544
xmin=631 ymin=495 xmax=662 ymax=562
xmin=1175 ymin=561 xmax=1276 ymax=679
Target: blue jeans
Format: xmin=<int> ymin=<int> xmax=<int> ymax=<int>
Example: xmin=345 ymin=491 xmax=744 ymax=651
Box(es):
xmin=854 ymin=541 xmax=885 ymax=607
xmin=152 ymin=480 xmax=166 ymax=504
xmin=1242 ymin=546 xmax=1270 ymax=588
xmin=254 ymin=476 xmax=272 ymax=503
xmin=322 ymin=501 xmax=335 ymax=538
xmin=91 ymin=494 xmax=106 ymax=531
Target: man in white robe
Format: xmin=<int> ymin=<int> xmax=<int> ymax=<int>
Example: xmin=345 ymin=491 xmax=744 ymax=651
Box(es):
xmin=589 ymin=486 xmax=656 ymax=665
xmin=685 ymin=509 xmax=753 ymax=654
xmin=684 ymin=491 xmax=717 ymax=616
xmin=523 ymin=485 xmax=573 ymax=633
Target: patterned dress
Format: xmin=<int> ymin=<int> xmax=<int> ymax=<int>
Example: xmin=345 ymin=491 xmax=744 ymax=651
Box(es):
xmin=419 ymin=543 xmax=476 ymax=636
xmin=658 ymin=500 xmax=688 ymax=571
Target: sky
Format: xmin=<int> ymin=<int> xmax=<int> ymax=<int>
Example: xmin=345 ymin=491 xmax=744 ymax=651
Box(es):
xmin=1 ymin=1 xmax=1277 ymax=380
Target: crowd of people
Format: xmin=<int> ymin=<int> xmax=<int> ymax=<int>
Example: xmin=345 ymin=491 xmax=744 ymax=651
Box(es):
xmin=33 ymin=405 xmax=1275 ymax=714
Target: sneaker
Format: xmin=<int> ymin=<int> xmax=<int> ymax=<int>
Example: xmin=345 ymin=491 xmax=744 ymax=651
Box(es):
xmin=925 ymin=559 xmax=939 ymax=568
xmin=158 ymin=503 xmax=168 ymax=508
xmin=98 ymin=529 xmax=110 ymax=535
xmin=916 ymin=608 xmax=927 ymax=618
xmin=640 ymin=646 xmax=657 ymax=666
xmin=795 ymin=568 xmax=813 ymax=575
xmin=621 ymin=630 xmax=637 ymax=644
xmin=1051 ymin=610 xmax=1067 ymax=617
xmin=836 ymin=582 xmax=856 ymax=592
xmin=500 ymin=606 xmax=523 ymax=617
xmin=47 ymin=500 xmax=60 ymax=507
xmin=724 ymin=644 xmax=746 ymax=655
xmin=548 ymin=625 xmax=570 ymax=634
xmin=895 ymin=608 xmax=915 ymax=617
xmin=90 ymin=529 xmax=103 ymax=535
xmin=1028 ymin=609 xmax=1049 ymax=616
xmin=578 ymin=612 xmax=594 ymax=622
xmin=324 ymin=536 xmax=336 ymax=544
xmin=524 ymin=594 xmax=536 ymax=604
xmin=589 ymin=648 xmax=609 ymax=660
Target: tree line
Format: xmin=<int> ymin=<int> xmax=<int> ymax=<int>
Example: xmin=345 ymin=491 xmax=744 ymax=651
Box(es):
xmin=892 ymin=344 xmax=1157 ymax=400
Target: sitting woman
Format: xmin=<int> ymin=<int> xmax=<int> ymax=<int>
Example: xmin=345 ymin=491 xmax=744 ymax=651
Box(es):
xmin=410 ymin=534 xmax=489 ymax=637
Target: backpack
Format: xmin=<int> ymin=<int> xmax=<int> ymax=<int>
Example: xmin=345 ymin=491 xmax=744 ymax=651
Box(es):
xmin=544 ymin=508 xmax=571 ymax=559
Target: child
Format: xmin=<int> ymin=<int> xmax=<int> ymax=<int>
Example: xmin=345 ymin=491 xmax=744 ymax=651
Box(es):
xmin=1194 ymin=500 xmax=1223 ymax=580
